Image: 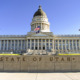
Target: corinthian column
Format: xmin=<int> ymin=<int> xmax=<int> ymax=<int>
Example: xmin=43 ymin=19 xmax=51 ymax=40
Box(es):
xmin=76 ymin=40 xmax=77 ymax=51
xmin=45 ymin=39 xmax=46 ymax=50
xmin=38 ymin=39 xmax=39 ymax=50
xmin=41 ymin=39 xmax=43 ymax=50
xmin=7 ymin=40 xmax=8 ymax=51
xmin=34 ymin=39 xmax=35 ymax=50
xmin=68 ymin=40 xmax=70 ymax=51
xmin=14 ymin=40 xmax=15 ymax=51
xmin=65 ymin=40 xmax=66 ymax=52
xmin=30 ymin=39 xmax=31 ymax=49
xmin=49 ymin=39 xmax=50 ymax=49
xmin=4 ymin=40 xmax=5 ymax=51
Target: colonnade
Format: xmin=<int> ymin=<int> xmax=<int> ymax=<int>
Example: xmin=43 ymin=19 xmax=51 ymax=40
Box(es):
xmin=0 ymin=40 xmax=26 ymax=51
xmin=27 ymin=39 xmax=53 ymax=50
xmin=0 ymin=39 xmax=80 ymax=53
xmin=55 ymin=39 xmax=80 ymax=52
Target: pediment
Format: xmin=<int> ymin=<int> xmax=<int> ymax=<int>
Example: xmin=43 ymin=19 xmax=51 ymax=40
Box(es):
xmin=32 ymin=33 xmax=48 ymax=36
xmin=27 ymin=32 xmax=53 ymax=37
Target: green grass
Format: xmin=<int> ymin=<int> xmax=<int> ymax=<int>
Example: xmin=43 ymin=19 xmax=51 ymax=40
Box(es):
xmin=58 ymin=53 xmax=80 ymax=55
xmin=0 ymin=54 xmax=20 ymax=55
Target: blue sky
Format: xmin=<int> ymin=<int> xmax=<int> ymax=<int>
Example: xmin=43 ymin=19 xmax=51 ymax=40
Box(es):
xmin=0 ymin=0 xmax=80 ymax=35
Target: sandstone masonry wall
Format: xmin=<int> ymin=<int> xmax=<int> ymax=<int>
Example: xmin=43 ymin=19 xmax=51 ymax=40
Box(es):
xmin=0 ymin=55 xmax=80 ymax=72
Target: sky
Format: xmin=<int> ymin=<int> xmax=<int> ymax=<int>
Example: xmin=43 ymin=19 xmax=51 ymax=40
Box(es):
xmin=0 ymin=0 xmax=80 ymax=35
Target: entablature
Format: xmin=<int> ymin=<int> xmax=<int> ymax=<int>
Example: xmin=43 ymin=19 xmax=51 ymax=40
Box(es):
xmin=26 ymin=37 xmax=53 ymax=39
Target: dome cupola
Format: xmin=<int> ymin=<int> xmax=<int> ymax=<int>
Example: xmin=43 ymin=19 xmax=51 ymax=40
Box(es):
xmin=33 ymin=5 xmax=47 ymax=17
xmin=31 ymin=6 xmax=50 ymax=32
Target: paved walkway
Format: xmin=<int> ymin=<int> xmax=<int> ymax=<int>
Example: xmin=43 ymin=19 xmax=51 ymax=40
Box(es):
xmin=0 ymin=72 xmax=80 ymax=80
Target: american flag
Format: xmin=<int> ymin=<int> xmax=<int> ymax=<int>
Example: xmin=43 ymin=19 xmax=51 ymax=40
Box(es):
xmin=34 ymin=26 xmax=40 ymax=31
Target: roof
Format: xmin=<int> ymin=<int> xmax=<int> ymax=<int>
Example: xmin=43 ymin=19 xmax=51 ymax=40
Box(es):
xmin=33 ymin=5 xmax=47 ymax=17
xmin=56 ymin=35 xmax=80 ymax=37
xmin=0 ymin=35 xmax=26 ymax=38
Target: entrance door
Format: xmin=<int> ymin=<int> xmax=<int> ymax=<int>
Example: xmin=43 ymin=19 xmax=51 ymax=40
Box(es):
xmin=43 ymin=47 xmax=45 ymax=50
xmin=35 ymin=47 xmax=37 ymax=50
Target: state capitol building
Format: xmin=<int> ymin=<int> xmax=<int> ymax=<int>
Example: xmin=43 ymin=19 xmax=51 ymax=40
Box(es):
xmin=0 ymin=6 xmax=80 ymax=54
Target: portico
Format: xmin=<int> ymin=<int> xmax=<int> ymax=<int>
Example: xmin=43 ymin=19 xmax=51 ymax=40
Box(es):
xmin=26 ymin=33 xmax=53 ymax=50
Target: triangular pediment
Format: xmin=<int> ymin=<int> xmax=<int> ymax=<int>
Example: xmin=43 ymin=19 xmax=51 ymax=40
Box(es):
xmin=32 ymin=33 xmax=48 ymax=36
xmin=27 ymin=32 xmax=53 ymax=37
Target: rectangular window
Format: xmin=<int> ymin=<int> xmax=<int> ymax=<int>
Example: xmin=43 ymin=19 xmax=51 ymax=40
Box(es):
xmin=50 ymin=43 xmax=52 ymax=45
xmin=39 ymin=43 xmax=41 ymax=45
xmin=46 ymin=39 xmax=48 ymax=42
xmin=46 ymin=43 xmax=48 ymax=46
xmin=43 ymin=39 xmax=45 ymax=42
xmin=63 ymin=40 xmax=65 ymax=42
xmin=35 ymin=39 xmax=38 ymax=42
xmin=50 ymin=39 xmax=52 ymax=42
xmin=56 ymin=40 xmax=58 ymax=42
xmin=59 ymin=40 xmax=61 ymax=42
xmin=39 ymin=39 xmax=41 ymax=42
xmin=32 ymin=43 xmax=34 ymax=45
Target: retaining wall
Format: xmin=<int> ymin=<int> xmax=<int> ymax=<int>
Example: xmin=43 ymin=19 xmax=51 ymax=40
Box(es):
xmin=0 ymin=55 xmax=80 ymax=72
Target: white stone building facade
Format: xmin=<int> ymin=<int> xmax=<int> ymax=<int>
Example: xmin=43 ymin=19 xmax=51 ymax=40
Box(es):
xmin=0 ymin=6 xmax=80 ymax=54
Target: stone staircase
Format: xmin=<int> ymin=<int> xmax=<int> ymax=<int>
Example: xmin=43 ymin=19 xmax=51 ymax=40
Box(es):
xmin=25 ymin=49 xmax=55 ymax=55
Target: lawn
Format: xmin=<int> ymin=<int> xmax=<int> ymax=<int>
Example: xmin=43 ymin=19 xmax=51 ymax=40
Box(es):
xmin=58 ymin=53 xmax=80 ymax=55
xmin=0 ymin=54 xmax=20 ymax=55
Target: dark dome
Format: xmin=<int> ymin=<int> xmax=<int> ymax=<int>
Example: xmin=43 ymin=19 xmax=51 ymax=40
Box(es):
xmin=33 ymin=6 xmax=47 ymax=17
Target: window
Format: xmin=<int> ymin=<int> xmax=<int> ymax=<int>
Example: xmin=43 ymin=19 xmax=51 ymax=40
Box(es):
xmin=43 ymin=43 xmax=45 ymax=45
xmin=63 ymin=47 xmax=65 ymax=50
xmin=63 ymin=40 xmax=65 ymax=42
xmin=43 ymin=39 xmax=45 ymax=42
xmin=66 ymin=40 xmax=68 ymax=43
xmin=63 ymin=44 xmax=65 ymax=46
xmin=77 ymin=40 xmax=79 ymax=42
xmin=12 ymin=44 xmax=14 ymax=46
xmin=50 ymin=39 xmax=52 ymax=42
xmin=70 ymin=43 xmax=72 ymax=46
xmin=77 ymin=43 xmax=79 ymax=46
xmin=39 ymin=39 xmax=41 ymax=42
xmin=59 ymin=47 xmax=61 ymax=50
xmin=59 ymin=40 xmax=61 ymax=42
xmin=56 ymin=40 xmax=58 ymax=42
xmin=35 ymin=39 xmax=37 ymax=42
xmin=50 ymin=43 xmax=52 ymax=45
xmin=73 ymin=40 xmax=75 ymax=42
xmin=46 ymin=43 xmax=48 ymax=46
xmin=35 ymin=43 xmax=37 ymax=46
xmin=74 ymin=43 xmax=75 ymax=46
xmin=47 ymin=47 xmax=49 ymax=49
xmin=46 ymin=39 xmax=48 ymax=42
xmin=59 ymin=43 xmax=61 ymax=46
xmin=32 ymin=47 xmax=34 ymax=50
xmin=70 ymin=40 xmax=72 ymax=42
xmin=56 ymin=47 xmax=58 ymax=50
xmin=56 ymin=44 xmax=58 ymax=46
xmin=32 ymin=43 xmax=34 ymax=45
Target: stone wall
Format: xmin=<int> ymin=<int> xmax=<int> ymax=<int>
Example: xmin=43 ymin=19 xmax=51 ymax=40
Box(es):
xmin=0 ymin=55 xmax=80 ymax=72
